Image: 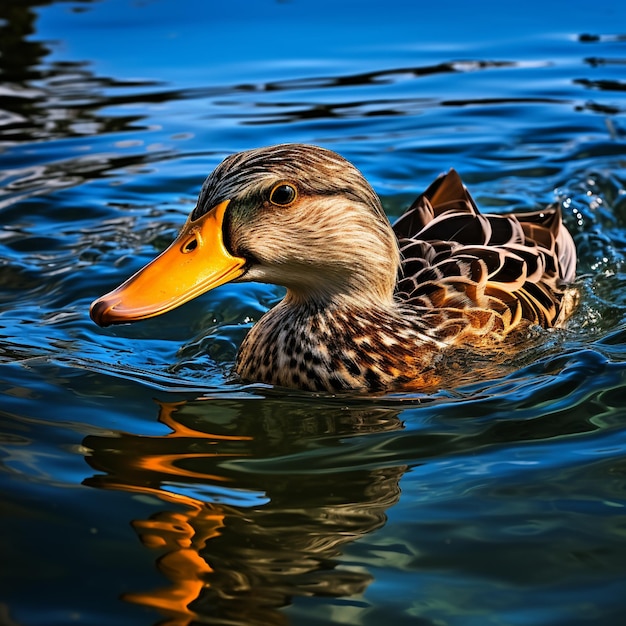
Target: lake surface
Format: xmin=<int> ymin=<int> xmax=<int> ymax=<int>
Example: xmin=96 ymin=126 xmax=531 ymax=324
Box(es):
xmin=1 ymin=1 xmax=626 ymax=624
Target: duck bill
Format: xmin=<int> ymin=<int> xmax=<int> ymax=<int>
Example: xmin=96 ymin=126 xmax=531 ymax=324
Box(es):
xmin=90 ymin=200 xmax=245 ymax=327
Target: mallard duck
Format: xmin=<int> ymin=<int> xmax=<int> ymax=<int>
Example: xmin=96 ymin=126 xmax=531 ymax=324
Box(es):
xmin=90 ymin=144 xmax=577 ymax=392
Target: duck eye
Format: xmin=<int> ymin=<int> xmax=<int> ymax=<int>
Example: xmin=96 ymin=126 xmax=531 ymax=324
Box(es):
xmin=269 ymin=183 xmax=297 ymax=206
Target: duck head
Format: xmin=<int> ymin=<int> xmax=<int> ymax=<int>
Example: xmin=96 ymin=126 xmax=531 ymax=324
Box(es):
xmin=90 ymin=144 xmax=400 ymax=327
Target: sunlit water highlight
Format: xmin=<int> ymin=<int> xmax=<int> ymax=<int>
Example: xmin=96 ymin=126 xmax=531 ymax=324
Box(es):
xmin=1 ymin=1 xmax=626 ymax=625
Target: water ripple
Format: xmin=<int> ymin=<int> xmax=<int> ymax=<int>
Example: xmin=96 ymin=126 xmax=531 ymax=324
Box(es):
xmin=1 ymin=3 xmax=626 ymax=625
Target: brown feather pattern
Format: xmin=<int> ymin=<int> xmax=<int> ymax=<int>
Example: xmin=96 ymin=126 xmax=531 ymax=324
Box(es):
xmin=394 ymin=170 xmax=577 ymax=334
xmin=193 ymin=145 xmax=577 ymax=392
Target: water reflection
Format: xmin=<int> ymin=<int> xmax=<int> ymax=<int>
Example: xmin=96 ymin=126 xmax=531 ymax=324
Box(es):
xmin=2 ymin=1 xmax=625 ymax=624
xmin=83 ymin=395 xmax=405 ymax=625
xmin=0 ymin=1 xmax=63 ymax=82
xmin=0 ymin=0 xmax=171 ymax=217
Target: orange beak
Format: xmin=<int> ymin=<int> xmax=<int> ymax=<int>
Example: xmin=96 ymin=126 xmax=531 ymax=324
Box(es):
xmin=90 ymin=200 xmax=245 ymax=327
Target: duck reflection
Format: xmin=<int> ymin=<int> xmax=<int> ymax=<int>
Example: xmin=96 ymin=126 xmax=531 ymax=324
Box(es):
xmin=83 ymin=395 xmax=405 ymax=626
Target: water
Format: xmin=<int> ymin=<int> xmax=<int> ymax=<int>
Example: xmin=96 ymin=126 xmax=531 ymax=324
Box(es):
xmin=1 ymin=0 xmax=626 ymax=624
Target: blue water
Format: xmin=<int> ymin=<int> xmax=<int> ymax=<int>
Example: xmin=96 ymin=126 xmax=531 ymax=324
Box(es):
xmin=1 ymin=1 xmax=626 ymax=624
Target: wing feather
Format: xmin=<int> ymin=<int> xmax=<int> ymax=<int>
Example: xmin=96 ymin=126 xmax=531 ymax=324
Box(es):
xmin=394 ymin=170 xmax=577 ymax=331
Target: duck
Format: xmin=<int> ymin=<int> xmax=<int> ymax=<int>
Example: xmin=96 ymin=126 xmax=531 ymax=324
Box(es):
xmin=90 ymin=143 xmax=577 ymax=393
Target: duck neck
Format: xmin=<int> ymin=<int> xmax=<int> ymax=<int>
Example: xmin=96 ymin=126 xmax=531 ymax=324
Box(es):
xmin=279 ymin=232 xmax=401 ymax=311
xmin=282 ymin=280 xmax=396 ymax=313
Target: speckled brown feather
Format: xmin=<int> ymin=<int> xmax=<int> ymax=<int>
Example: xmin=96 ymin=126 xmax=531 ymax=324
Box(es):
xmin=236 ymin=300 xmax=445 ymax=393
xmin=234 ymin=160 xmax=576 ymax=392
xmin=179 ymin=145 xmax=578 ymax=392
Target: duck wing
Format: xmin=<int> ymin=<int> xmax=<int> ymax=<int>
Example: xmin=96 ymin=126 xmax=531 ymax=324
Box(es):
xmin=393 ymin=170 xmax=577 ymax=332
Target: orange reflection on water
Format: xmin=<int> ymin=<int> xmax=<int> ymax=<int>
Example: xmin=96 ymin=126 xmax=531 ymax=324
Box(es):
xmin=133 ymin=400 xmax=251 ymax=483
xmin=124 ymin=507 xmax=222 ymax=624
xmin=85 ymin=398 xmax=254 ymax=625
xmin=83 ymin=395 xmax=405 ymax=626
